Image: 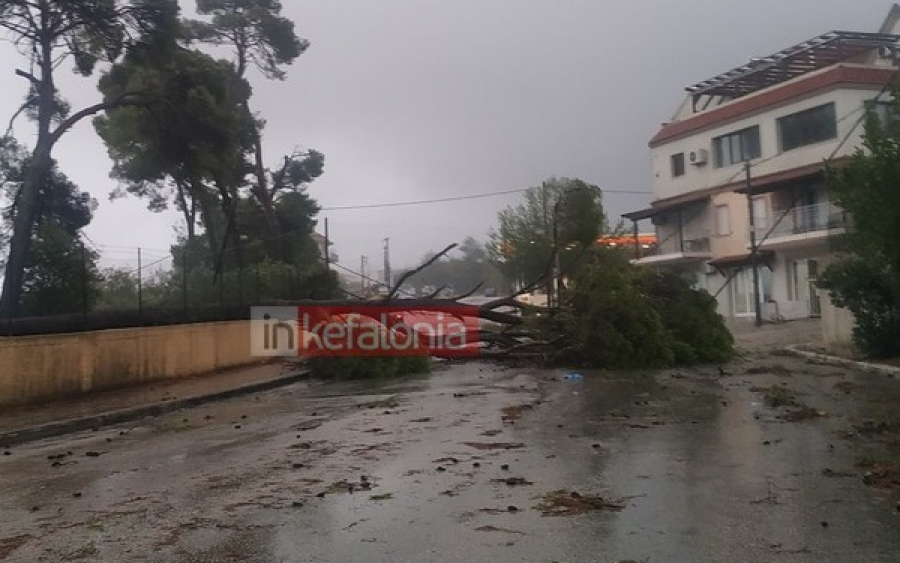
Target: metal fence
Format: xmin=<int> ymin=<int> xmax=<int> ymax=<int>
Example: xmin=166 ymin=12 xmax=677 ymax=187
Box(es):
xmin=1 ymin=243 xmax=335 ymax=337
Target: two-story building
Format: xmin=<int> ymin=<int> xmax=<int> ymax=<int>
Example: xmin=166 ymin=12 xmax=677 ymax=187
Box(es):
xmin=624 ymin=7 xmax=900 ymax=327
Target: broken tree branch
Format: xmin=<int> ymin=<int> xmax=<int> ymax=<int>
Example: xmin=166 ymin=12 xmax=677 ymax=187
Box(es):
xmin=452 ymin=281 xmax=484 ymax=301
xmin=5 ymin=96 xmax=36 ymax=138
xmin=386 ymin=243 xmax=457 ymax=301
xmin=14 ymin=68 xmax=39 ymax=86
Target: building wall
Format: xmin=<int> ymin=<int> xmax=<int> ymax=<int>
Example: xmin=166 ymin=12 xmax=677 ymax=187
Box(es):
xmin=650 ymin=83 xmax=881 ymax=201
xmin=820 ymin=291 xmax=855 ymax=347
xmin=0 ymin=321 xmax=264 ymax=407
xmin=767 ymin=244 xmax=831 ymax=320
xmin=708 ymin=191 xmax=753 ymax=258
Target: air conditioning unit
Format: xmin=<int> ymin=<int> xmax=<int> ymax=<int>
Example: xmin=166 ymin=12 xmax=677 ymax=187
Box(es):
xmin=689 ymin=149 xmax=709 ymax=166
xmin=878 ymin=44 xmax=899 ymax=61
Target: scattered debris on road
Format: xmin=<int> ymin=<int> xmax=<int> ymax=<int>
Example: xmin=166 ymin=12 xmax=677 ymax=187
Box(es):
xmin=534 ymin=489 xmax=625 ymax=516
xmin=492 ymin=477 xmax=533 ymax=487
xmin=462 ymin=442 xmax=525 ymax=450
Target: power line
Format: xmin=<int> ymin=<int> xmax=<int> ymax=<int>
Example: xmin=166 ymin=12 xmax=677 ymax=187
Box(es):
xmin=320 ymin=186 xmax=650 ymax=212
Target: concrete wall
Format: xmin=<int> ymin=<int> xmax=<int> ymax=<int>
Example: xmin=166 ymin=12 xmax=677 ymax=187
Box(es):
xmin=820 ymin=292 xmax=855 ymax=347
xmin=0 ymin=321 xmax=262 ymax=407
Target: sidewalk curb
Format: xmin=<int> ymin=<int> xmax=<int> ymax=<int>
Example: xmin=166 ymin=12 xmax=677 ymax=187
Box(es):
xmin=0 ymin=370 xmax=309 ymax=448
xmin=783 ymin=345 xmax=900 ymax=377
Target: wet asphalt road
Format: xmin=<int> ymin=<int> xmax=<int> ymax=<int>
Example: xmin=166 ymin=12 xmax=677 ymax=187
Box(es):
xmin=1 ymin=356 xmax=899 ymax=562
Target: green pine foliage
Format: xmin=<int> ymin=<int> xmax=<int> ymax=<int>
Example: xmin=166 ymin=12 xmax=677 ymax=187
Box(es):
xmin=538 ymin=248 xmax=734 ymax=369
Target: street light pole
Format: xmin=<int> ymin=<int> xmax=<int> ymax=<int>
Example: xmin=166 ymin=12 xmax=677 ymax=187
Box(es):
xmin=745 ymin=160 xmax=763 ymax=327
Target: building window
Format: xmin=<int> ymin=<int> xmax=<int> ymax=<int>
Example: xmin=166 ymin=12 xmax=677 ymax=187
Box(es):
xmin=778 ymin=103 xmax=837 ymax=151
xmin=715 ymin=204 xmax=730 ymax=236
xmin=731 ymin=269 xmax=752 ymax=315
xmin=751 ymin=196 xmax=768 ymax=230
xmin=731 ymin=267 xmax=772 ymax=316
xmin=671 ymin=153 xmax=685 ymax=177
xmin=713 ymin=126 xmax=761 ymax=168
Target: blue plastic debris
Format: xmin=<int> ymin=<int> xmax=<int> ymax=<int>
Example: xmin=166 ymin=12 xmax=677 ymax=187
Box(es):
xmin=564 ymin=373 xmax=584 ymax=381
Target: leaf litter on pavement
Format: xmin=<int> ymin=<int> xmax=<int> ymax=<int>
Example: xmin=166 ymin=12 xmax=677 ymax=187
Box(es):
xmin=534 ymin=489 xmax=626 ymax=516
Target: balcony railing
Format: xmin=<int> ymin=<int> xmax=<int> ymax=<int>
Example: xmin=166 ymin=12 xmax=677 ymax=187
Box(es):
xmin=756 ymin=203 xmax=846 ymax=240
xmin=652 ymin=229 xmax=712 ymax=256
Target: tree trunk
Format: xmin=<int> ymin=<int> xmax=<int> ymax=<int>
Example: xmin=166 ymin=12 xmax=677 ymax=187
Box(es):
xmin=0 ymin=33 xmax=56 ymax=318
xmin=194 ymin=181 xmax=220 ymax=268
xmin=250 ymin=126 xmax=282 ymax=258
xmin=174 ymin=177 xmax=196 ymax=241
xmin=0 ymin=146 xmax=52 ymax=317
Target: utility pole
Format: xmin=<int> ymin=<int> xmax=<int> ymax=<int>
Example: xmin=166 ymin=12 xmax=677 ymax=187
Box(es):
xmin=552 ymin=200 xmax=561 ymax=311
xmin=541 ymin=182 xmax=553 ymax=309
xmin=745 ymin=160 xmax=763 ymax=327
xmin=360 ymin=256 xmax=368 ymax=292
xmin=383 ymin=238 xmax=391 ymax=287
xmin=324 ymin=217 xmax=331 ymax=270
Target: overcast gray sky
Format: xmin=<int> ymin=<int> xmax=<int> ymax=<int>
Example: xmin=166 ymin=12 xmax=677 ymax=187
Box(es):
xmin=0 ymin=0 xmax=896 ymax=275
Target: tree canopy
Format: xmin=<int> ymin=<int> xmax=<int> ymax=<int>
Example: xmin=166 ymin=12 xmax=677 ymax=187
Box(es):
xmin=94 ymin=42 xmax=256 ymax=258
xmin=1 ymin=136 xmax=100 ymax=316
xmin=0 ymin=0 xmax=178 ymax=317
xmin=488 ymin=178 xmax=606 ymax=287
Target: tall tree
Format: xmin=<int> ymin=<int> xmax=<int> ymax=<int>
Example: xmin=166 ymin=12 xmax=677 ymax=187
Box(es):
xmin=488 ymin=178 xmax=605 ymax=287
xmin=0 ymin=0 xmax=177 ymax=317
xmin=94 ymin=43 xmax=256 ymax=266
xmin=1 ymin=136 xmax=100 ymax=316
xmin=184 ymin=0 xmax=320 ymax=258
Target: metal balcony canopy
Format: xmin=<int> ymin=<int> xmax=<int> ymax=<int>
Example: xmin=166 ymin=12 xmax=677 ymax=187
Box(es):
xmin=686 ymin=31 xmax=900 ymax=103
xmin=622 ymin=195 xmax=711 ymax=222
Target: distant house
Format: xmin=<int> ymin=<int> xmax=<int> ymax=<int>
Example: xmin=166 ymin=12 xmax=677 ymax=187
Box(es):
xmin=622 ymin=5 xmax=900 ymax=340
xmin=310 ymin=232 xmax=336 ymax=262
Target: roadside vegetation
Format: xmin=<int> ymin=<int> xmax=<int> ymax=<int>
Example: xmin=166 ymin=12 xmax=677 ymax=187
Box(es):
xmin=304 ymin=356 xmax=432 ymax=380
xmin=492 ymin=181 xmax=734 ymax=370
xmin=525 ymin=247 xmax=734 ymax=369
xmin=0 ymin=0 xmax=337 ymax=319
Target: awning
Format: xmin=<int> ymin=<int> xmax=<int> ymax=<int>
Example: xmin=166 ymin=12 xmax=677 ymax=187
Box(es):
xmin=622 ymin=195 xmax=710 ymax=222
xmin=708 ymin=250 xmax=775 ymax=269
xmin=734 ymin=164 xmax=827 ymax=195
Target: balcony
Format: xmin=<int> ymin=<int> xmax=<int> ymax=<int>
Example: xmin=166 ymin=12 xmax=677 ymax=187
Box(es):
xmin=633 ymin=229 xmax=712 ymax=266
xmin=754 ymin=202 xmax=847 ymax=249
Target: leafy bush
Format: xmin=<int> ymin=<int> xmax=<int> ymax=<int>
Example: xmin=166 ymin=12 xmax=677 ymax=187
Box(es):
xmin=635 ymin=269 xmax=734 ymax=365
xmin=537 ymin=248 xmax=734 ymax=369
xmin=818 ymin=257 xmax=900 ymax=358
xmin=567 ymin=256 xmax=674 ymax=368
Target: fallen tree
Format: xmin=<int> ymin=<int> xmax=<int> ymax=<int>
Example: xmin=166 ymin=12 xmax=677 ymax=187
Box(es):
xmin=273 ymin=243 xmax=734 ymax=372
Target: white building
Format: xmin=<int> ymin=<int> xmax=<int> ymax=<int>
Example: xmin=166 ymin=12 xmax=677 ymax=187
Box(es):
xmin=311 ymin=232 xmax=338 ymax=263
xmin=624 ymin=7 xmax=900 ymax=330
